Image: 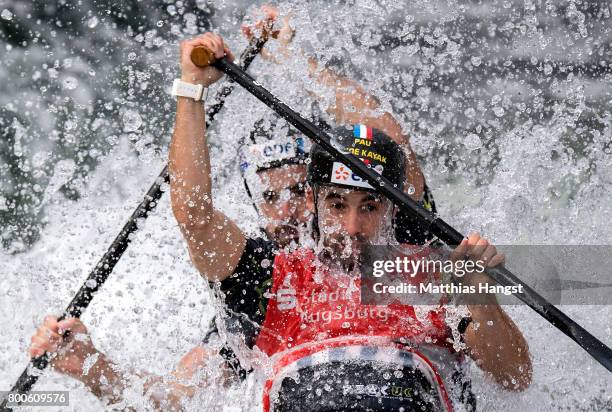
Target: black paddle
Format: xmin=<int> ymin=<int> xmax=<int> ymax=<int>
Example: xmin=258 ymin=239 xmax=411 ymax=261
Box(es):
xmin=188 ymin=48 xmax=612 ymax=374
xmin=0 ymin=35 xmax=269 ymax=412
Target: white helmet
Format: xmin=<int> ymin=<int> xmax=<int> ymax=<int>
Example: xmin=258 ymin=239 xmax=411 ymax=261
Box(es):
xmin=239 ymin=118 xmax=311 ymax=200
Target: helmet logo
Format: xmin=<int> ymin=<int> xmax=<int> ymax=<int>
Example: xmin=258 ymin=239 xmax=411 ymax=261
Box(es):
xmin=334 ymin=165 xmax=350 ymax=181
xmin=330 ymin=162 xmax=373 ymax=189
xmin=241 ymin=135 xmax=310 ymax=173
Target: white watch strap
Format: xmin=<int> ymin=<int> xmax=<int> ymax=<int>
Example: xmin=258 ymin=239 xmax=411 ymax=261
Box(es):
xmin=171 ymin=79 xmax=208 ymax=101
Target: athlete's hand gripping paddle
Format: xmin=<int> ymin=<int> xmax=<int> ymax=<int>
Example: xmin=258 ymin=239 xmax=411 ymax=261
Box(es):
xmin=188 ymin=46 xmax=612 ymax=375
xmin=0 ymin=34 xmax=270 ymax=412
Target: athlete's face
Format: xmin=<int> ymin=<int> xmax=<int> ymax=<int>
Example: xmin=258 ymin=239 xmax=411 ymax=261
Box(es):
xmin=308 ymin=185 xmax=393 ymax=261
xmin=256 ymin=164 xmax=310 ymax=247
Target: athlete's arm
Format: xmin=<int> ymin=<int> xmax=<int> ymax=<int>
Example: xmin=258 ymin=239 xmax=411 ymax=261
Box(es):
xmin=242 ymin=5 xmax=425 ymax=200
xmin=28 ymin=316 xmax=127 ymax=405
xmin=463 ymin=303 xmax=532 ymax=391
xmin=29 ymin=317 xmax=236 ymax=410
xmin=170 ymin=33 xmax=245 ymax=282
xmin=139 ymin=345 xmax=239 ymax=410
xmin=450 ymin=233 xmax=533 ymax=391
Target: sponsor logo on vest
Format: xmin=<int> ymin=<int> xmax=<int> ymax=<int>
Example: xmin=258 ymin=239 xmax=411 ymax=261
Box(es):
xmin=300 ymin=306 xmax=390 ymax=324
xmin=390 ymin=386 xmax=414 ymax=397
xmin=277 ymin=287 xmax=297 ymax=310
xmin=341 ymin=384 xmax=413 ymax=398
xmin=304 ymin=288 xmax=340 ymax=304
xmin=343 ymin=384 xmax=386 ymax=397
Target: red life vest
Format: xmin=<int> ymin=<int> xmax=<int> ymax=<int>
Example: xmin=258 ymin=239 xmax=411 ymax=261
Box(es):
xmin=255 ymin=248 xmax=463 ymax=411
xmin=255 ymin=247 xmax=454 ymax=356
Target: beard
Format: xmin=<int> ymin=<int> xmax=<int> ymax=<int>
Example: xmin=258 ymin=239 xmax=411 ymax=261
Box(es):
xmin=272 ymin=224 xmax=300 ymax=248
xmin=317 ymin=232 xmax=369 ymax=272
xmin=315 ymin=217 xmax=396 ymax=272
xmin=325 ymin=233 xmax=367 ymax=258
xmin=268 ymin=217 xmax=310 ymax=249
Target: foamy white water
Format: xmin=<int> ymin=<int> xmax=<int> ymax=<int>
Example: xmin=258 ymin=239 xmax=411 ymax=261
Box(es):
xmin=1 ymin=1 xmax=611 ymax=411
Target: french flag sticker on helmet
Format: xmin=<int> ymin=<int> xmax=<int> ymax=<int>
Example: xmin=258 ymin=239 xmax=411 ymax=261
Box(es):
xmin=353 ymin=124 xmax=373 ymax=140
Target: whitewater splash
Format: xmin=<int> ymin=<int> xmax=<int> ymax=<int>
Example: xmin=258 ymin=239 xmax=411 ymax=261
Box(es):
xmin=1 ymin=1 xmax=611 ymax=410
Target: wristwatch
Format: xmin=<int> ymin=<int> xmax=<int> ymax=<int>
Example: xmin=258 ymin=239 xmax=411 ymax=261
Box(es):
xmin=171 ymin=79 xmax=208 ymax=101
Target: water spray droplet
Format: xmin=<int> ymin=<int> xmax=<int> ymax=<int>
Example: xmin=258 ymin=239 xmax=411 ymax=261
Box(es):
xmin=122 ymin=110 xmax=142 ymax=132
xmin=464 ymin=134 xmax=482 ymax=150
xmin=87 ymin=16 xmax=99 ymax=29
xmin=493 ymin=107 xmax=505 ymax=117
xmin=544 ymin=64 xmax=553 ymax=76
xmin=62 ymin=76 xmax=78 ymax=90
xmin=1 ymin=9 xmax=13 ymax=21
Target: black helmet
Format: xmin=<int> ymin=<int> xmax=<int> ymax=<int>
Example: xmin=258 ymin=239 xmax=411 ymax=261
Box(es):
xmin=307 ymin=124 xmax=406 ymax=191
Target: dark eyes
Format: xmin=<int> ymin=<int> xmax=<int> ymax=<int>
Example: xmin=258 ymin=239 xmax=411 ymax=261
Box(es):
xmin=290 ymin=183 xmax=306 ymax=197
xmin=362 ymin=203 xmax=378 ymax=212
xmin=262 ymin=182 xmax=306 ymax=204
xmin=328 ymin=202 xmax=378 ymax=212
xmin=262 ymin=190 xmax=279 ymax=203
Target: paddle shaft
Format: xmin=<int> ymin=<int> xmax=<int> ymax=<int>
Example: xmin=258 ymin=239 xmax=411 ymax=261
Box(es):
xmin=0 ymin=36 xmax=268 ymax=412
xmin=193 ymin=54 xmax=612 ymax=374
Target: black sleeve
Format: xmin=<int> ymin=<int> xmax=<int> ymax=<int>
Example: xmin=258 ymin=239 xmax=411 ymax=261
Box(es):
xmin=211 ymin=237 xmax=277 ymax=348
